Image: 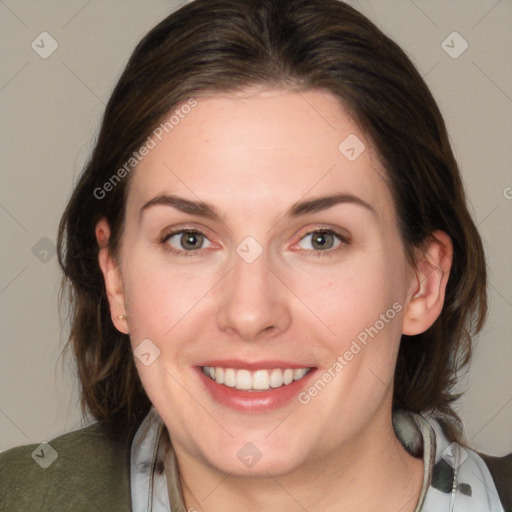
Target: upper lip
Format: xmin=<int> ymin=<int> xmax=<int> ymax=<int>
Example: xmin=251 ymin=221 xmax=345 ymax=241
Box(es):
xmin=198 ymin=359 xmax=315 ymax=370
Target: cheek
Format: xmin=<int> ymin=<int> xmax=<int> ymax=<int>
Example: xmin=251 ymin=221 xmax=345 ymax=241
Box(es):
xmin=122 ymin=251 xmax=218 ymax=344
xmin=288 ymin=252 xmax=405 ymax=340
xmin=293 ymin=263 xmax=405 ymax=419
xmin=287 ymin=249 xmax=408 ymax=408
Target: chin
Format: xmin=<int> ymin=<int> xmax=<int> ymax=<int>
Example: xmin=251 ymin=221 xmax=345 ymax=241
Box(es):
xmin=197 ymin=436 xmax=309 ymax=478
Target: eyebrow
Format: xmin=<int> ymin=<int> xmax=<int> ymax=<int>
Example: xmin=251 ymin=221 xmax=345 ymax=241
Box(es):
xmin=139 ymin=192 xmax=377 ymax=223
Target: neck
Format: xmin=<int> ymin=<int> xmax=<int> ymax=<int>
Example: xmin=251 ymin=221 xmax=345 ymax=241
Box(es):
xmin=168 ymin=410 xmax=424 ymax=512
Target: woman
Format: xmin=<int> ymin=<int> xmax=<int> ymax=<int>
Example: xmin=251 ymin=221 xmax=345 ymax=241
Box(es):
xmin=1 ymin=0 xmax=510 ymax=510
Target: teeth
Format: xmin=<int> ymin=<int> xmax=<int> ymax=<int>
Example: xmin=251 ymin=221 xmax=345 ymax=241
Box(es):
xmin=236 ymin=369 xmax=252 ymax=390
xmin=215 ymin=367 xmax=224 ymax=384
xmin=202 ymin=366 xmax=311 ymax=391
xmin=224 ymin=368 xmax=236 ymax=387
xmin=294 ymin=368 xmax=308 ymax=380
xmin=283 ymin=368 xmax=294 ymax=385
xmin=252 ymin=370 xmax=269 ymax=390
xmin=269 ymin=369 xmax=283 ymax=388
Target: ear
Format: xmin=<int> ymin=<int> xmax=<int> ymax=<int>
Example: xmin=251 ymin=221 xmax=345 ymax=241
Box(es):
xmin=402 ymin=230 xmax=453 ymax=336
xmin=95 ymin=217 xmax=129 ymax=334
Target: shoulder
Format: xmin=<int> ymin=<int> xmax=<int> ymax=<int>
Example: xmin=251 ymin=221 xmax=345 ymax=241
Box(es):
xmin=477 ymin=450 xmax=512 ymax=512
xmin=0 ymin=422 xmax=133 ymax=512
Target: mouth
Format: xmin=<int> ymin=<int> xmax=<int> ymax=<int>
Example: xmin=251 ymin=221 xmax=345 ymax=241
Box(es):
xmin=201 ymin=366 xmax=312 ymax=392
xmin=195 ymin=361 xmax=317 ymax=413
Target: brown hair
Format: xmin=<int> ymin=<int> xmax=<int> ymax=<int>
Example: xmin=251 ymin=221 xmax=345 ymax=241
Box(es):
xmin=57 ymin=0 xmax=486 ymax=442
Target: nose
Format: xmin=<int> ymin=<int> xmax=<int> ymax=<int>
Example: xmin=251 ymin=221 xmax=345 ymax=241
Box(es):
xmin=216 ymin=245 xmax=292 ymax=342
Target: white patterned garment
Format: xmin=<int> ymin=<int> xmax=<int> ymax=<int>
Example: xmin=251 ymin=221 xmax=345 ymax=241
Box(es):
xmin=392 ymin=410 xmax=505 ymax=511
xmin=130 ymin=407 xmax=505 ymax=512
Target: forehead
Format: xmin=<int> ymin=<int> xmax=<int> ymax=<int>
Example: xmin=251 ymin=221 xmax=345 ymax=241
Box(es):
xmin=127 ymin=88 xmax=392 ymax=219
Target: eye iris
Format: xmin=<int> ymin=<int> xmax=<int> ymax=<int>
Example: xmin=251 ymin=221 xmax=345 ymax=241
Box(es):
xmin=181 ymin=232 xmax=203 ymax=250
xmin=312 ymin=231 xmax=334 ymax=250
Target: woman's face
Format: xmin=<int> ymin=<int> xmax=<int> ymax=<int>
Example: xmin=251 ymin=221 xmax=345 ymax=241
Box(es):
xmin=104 ymin=88 xmax=422 ymax=476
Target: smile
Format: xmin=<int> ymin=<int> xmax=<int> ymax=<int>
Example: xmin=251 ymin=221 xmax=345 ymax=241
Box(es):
xmin=201 ymin=366 xmax=311 ymax=392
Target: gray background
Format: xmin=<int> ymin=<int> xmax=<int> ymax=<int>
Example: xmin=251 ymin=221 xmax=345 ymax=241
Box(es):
xmin=1 ymin=0 xmax=511 ymax=455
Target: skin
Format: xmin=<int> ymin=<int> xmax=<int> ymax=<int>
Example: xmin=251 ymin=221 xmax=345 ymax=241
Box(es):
xmin=96 ymin=87 xmax=453 ymax=512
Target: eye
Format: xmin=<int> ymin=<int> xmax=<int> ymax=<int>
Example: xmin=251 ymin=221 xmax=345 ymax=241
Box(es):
xmin=162 ymin=229 xmax=213 ymax=255
xmin=294 ymin=229 xmax=348 ymax=254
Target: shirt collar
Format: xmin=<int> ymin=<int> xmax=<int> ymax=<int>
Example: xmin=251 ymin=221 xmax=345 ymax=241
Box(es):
xmin=130 ymin=407 xmax=173 ymax=512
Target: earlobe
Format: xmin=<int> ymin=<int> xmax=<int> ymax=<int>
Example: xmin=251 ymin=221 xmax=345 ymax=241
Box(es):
xmin=95 ymin=218 xmax=129 ymax=334
xmin=402 ymin=230 xmax=453 ymax=336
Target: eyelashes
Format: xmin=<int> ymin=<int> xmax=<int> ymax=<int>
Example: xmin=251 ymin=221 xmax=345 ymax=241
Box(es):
xmin=160 ymin=227 xmax=350 ymax=258
xmin=161 ymin=229 xmax=212 ymax=256
xmin=293 ymin=229 xmax=348 ymax=254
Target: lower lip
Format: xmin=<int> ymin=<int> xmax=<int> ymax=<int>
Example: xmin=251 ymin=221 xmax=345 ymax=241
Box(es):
xmin=195 ymin=367 xmax=317 ymax=413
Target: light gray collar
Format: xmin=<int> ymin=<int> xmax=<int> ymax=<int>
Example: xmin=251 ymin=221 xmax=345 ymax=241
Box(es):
xmin=130 ymin=407 xmax=170 ymax=512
